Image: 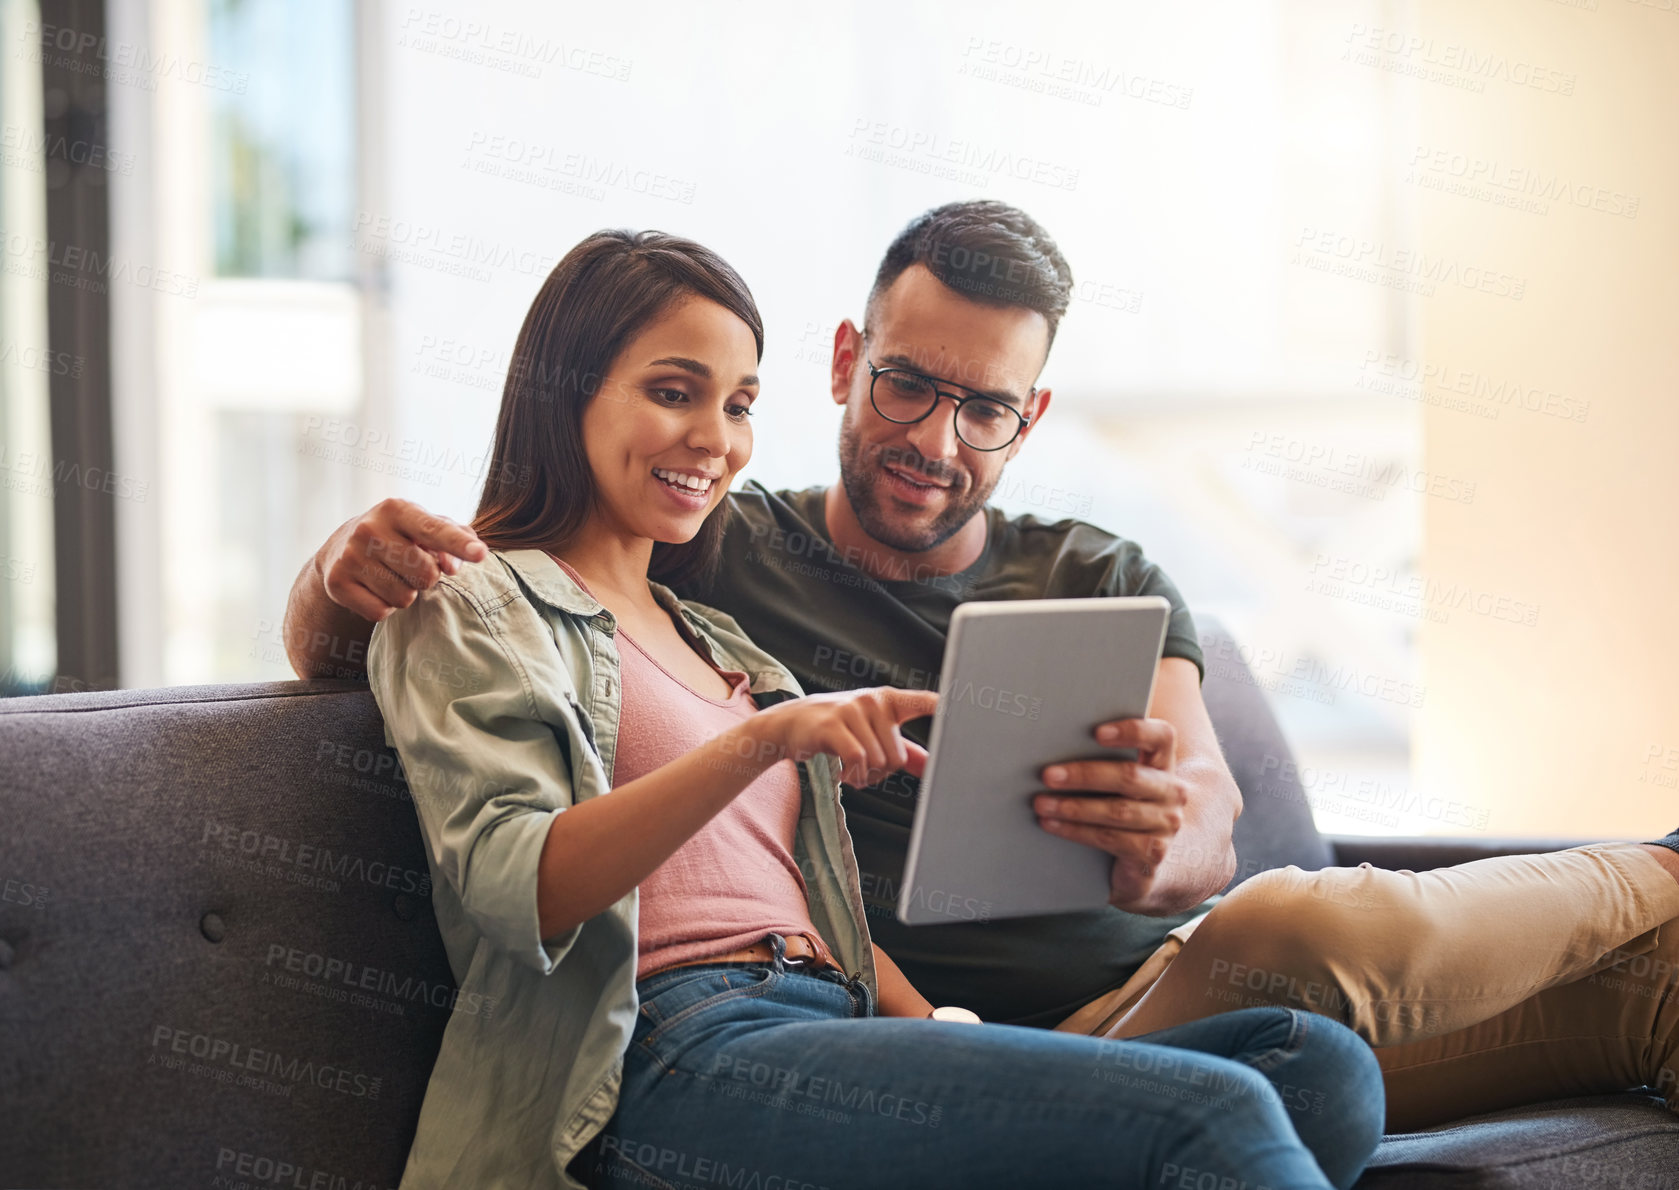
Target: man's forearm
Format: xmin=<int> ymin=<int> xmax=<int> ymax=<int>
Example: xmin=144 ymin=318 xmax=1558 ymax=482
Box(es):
xmin=279 ymin=499 xmax=487 ymax=680
xmin=1127 ymin=761 xmax=1240 ymax=915
xmin=282 ymin=553 xmax=376 ymax=680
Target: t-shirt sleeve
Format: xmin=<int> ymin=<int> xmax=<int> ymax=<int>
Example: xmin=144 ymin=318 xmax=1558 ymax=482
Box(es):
xmin=1110 ymin=542 xmax=1205 ymax=685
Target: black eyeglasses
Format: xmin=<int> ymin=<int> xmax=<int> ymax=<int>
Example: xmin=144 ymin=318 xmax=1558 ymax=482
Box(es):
xmin=865 ymin=361 xmax=1033 ymax=452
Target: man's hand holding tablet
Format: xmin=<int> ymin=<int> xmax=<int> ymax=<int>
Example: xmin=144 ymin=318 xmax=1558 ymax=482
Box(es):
xmin=1032 ymin=711 xmax=1190 ymax=910
xmin=896 ymin=597 xmax=1178 ymax=925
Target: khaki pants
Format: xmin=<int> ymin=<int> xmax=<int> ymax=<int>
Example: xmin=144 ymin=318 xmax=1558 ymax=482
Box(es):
xmin=1054 ymin=843 xmax=1679 ymax=1131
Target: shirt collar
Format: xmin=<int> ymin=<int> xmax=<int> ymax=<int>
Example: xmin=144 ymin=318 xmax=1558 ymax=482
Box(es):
xmin=495 ymin=548 xmax=696 ymax=630
xmin=495 ymin=549 xmax=606 ymax=618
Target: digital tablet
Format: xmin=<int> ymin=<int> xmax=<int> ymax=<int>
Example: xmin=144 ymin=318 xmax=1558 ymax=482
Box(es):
xmin=896 ymin=596 xmax=1172 ymax=925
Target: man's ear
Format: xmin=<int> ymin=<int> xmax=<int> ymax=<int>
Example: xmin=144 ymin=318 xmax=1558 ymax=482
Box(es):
xmin=831 ymin=319 xmax=863 ymax=406
xmin=1004 ymin=387 xmax=1052 ymax=463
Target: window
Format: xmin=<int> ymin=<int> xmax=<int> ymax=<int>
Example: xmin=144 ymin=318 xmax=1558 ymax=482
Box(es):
xmin=208 ymin=0 xmax=356 ymax=279
xmin=0 ymin=0 xmax=57 ymax=695
xmin=110 ymin=0 xmax=364 ymax=686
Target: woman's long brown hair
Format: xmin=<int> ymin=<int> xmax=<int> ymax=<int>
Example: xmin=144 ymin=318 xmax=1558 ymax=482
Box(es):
xmin=472 ymin=229 xmax=764 ymax=588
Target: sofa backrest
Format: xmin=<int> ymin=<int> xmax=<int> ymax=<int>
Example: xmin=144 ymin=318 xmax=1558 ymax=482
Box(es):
xmin=1199 ymin=616 xmax=1337 ymax=881
xmin=0 ymin=617 xmax=1327 ymax=1186
xmin=0 ymin=680 xmax=439 ymax=1189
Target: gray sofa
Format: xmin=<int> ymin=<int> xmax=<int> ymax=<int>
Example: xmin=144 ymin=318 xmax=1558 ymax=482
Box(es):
xmin=1 ymin=620 xmax=1673 ymax=1188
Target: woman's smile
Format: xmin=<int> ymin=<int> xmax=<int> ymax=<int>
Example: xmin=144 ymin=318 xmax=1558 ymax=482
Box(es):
xmin=651 ymin=466 xmax=720 ymax=510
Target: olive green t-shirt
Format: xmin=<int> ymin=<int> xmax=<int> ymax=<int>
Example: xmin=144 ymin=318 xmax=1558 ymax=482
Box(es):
xmin=677 ymin=482 xmax=1210 ymax=1029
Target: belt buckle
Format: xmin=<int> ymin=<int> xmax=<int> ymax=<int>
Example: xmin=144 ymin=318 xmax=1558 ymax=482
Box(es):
xmin=782 ymin=947 xmax=816 ymax=970
xmin=772 ymin=932 xmax=816 ymax=971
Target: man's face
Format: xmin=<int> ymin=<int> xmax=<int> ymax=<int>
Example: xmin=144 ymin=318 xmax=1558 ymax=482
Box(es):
xmin=832 ymin=264 xmax=1052 ymax=553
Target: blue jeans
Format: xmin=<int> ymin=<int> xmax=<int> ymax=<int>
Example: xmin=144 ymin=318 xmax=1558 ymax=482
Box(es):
xmin=590 ymin=940 xmax=1384 ymax=1190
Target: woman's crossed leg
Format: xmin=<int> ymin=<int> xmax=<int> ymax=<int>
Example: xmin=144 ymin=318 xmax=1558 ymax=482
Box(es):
xmin=593 ymin=963 xmax=1384 ymax=1190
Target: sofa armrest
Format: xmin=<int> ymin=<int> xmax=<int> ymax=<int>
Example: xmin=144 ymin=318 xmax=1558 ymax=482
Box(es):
xmin=1328 ymin=835 xmax=1609 ymax=873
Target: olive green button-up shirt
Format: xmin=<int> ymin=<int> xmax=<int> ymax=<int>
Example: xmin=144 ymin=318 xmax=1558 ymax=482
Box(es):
xmin=367 ymin=548 xmax=878 ymax=1190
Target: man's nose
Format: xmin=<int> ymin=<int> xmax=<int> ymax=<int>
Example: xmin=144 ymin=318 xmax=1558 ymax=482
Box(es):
xmin=904 ymin=393 xmax=961 ymax=463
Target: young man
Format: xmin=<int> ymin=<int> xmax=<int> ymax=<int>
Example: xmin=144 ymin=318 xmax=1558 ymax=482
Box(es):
xmin=284 ymin=200 xmax=1679 ymax=1130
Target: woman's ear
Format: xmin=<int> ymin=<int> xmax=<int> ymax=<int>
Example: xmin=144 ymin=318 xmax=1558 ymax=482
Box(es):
xmin=830 ymin=320 xmax=863 ymax=407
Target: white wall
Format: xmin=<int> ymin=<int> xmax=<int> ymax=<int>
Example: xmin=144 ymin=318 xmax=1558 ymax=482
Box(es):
xmin=1411 ymin=0 xmax=1679 ymax=838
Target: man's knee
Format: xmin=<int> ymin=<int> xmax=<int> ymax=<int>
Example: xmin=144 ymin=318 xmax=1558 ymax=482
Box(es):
xmin=1194 ymin=865 xmax=1447 ymax=1042
xmin=1216 ymin=864 xmax=1412 ymax=944
xmin=1191 ymin=869 xmax=1340 ymax=993
xmin=1202 ymin=867 xmax=1365 ymax=954
xmin=1193 ymin=869 xmax=1407 ymax=1000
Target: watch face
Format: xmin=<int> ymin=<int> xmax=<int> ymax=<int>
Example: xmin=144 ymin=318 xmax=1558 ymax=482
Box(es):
xmin=930 ymin=1006 xmax=982 ymax=1024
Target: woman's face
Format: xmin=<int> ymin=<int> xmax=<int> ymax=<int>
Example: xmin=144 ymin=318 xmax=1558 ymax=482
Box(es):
xmin=581 ymin=296 xmax=759 ymax=546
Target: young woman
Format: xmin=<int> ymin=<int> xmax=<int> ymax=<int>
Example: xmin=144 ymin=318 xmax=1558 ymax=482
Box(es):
xmin=367 ymin=230 xmax=1386 ymax=1190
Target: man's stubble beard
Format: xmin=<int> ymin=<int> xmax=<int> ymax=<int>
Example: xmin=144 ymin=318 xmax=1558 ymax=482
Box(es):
xmin=836 ymin=405 xmax=998 ymax=554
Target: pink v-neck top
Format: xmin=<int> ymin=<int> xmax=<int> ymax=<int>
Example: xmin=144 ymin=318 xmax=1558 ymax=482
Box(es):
xmin=549 ymin=559 xmax=820 ymax=978
xmin=615 ymin=626 xmax=822 ymax=978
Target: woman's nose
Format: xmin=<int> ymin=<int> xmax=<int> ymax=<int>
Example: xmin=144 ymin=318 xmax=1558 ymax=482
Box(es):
xmin=687 ymin=406 xmax=732 ymax=456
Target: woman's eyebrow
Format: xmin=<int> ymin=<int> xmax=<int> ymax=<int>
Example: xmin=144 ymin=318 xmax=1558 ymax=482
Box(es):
xmin=647 ymin=355 xmax=711 ymax=377
xmin=646 ymin=356 xmax=758 ymax=388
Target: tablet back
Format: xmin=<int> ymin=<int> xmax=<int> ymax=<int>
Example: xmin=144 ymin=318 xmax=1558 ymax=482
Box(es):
xmin=897 ymin=597 xmax=1171 ymax=925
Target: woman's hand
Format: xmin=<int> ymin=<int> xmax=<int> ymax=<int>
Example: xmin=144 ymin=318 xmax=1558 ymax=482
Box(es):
xmin=749 ymin=687 xmax=938 ymax=787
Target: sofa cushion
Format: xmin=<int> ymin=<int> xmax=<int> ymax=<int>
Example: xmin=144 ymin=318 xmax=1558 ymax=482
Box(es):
xmin=0 ymin=681 xmax=449 ymax=1189
xmin=1355 ymin=1093 xmax=1679 ymax=1188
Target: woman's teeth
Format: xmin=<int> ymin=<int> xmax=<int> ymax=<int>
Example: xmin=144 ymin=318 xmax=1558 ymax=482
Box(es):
xmin=653 ymin=468 xmax=714 ymax=496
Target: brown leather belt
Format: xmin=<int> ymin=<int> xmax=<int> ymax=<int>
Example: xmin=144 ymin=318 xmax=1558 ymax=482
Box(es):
xmin=646 ymin=931 xmax=845 ymax=978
